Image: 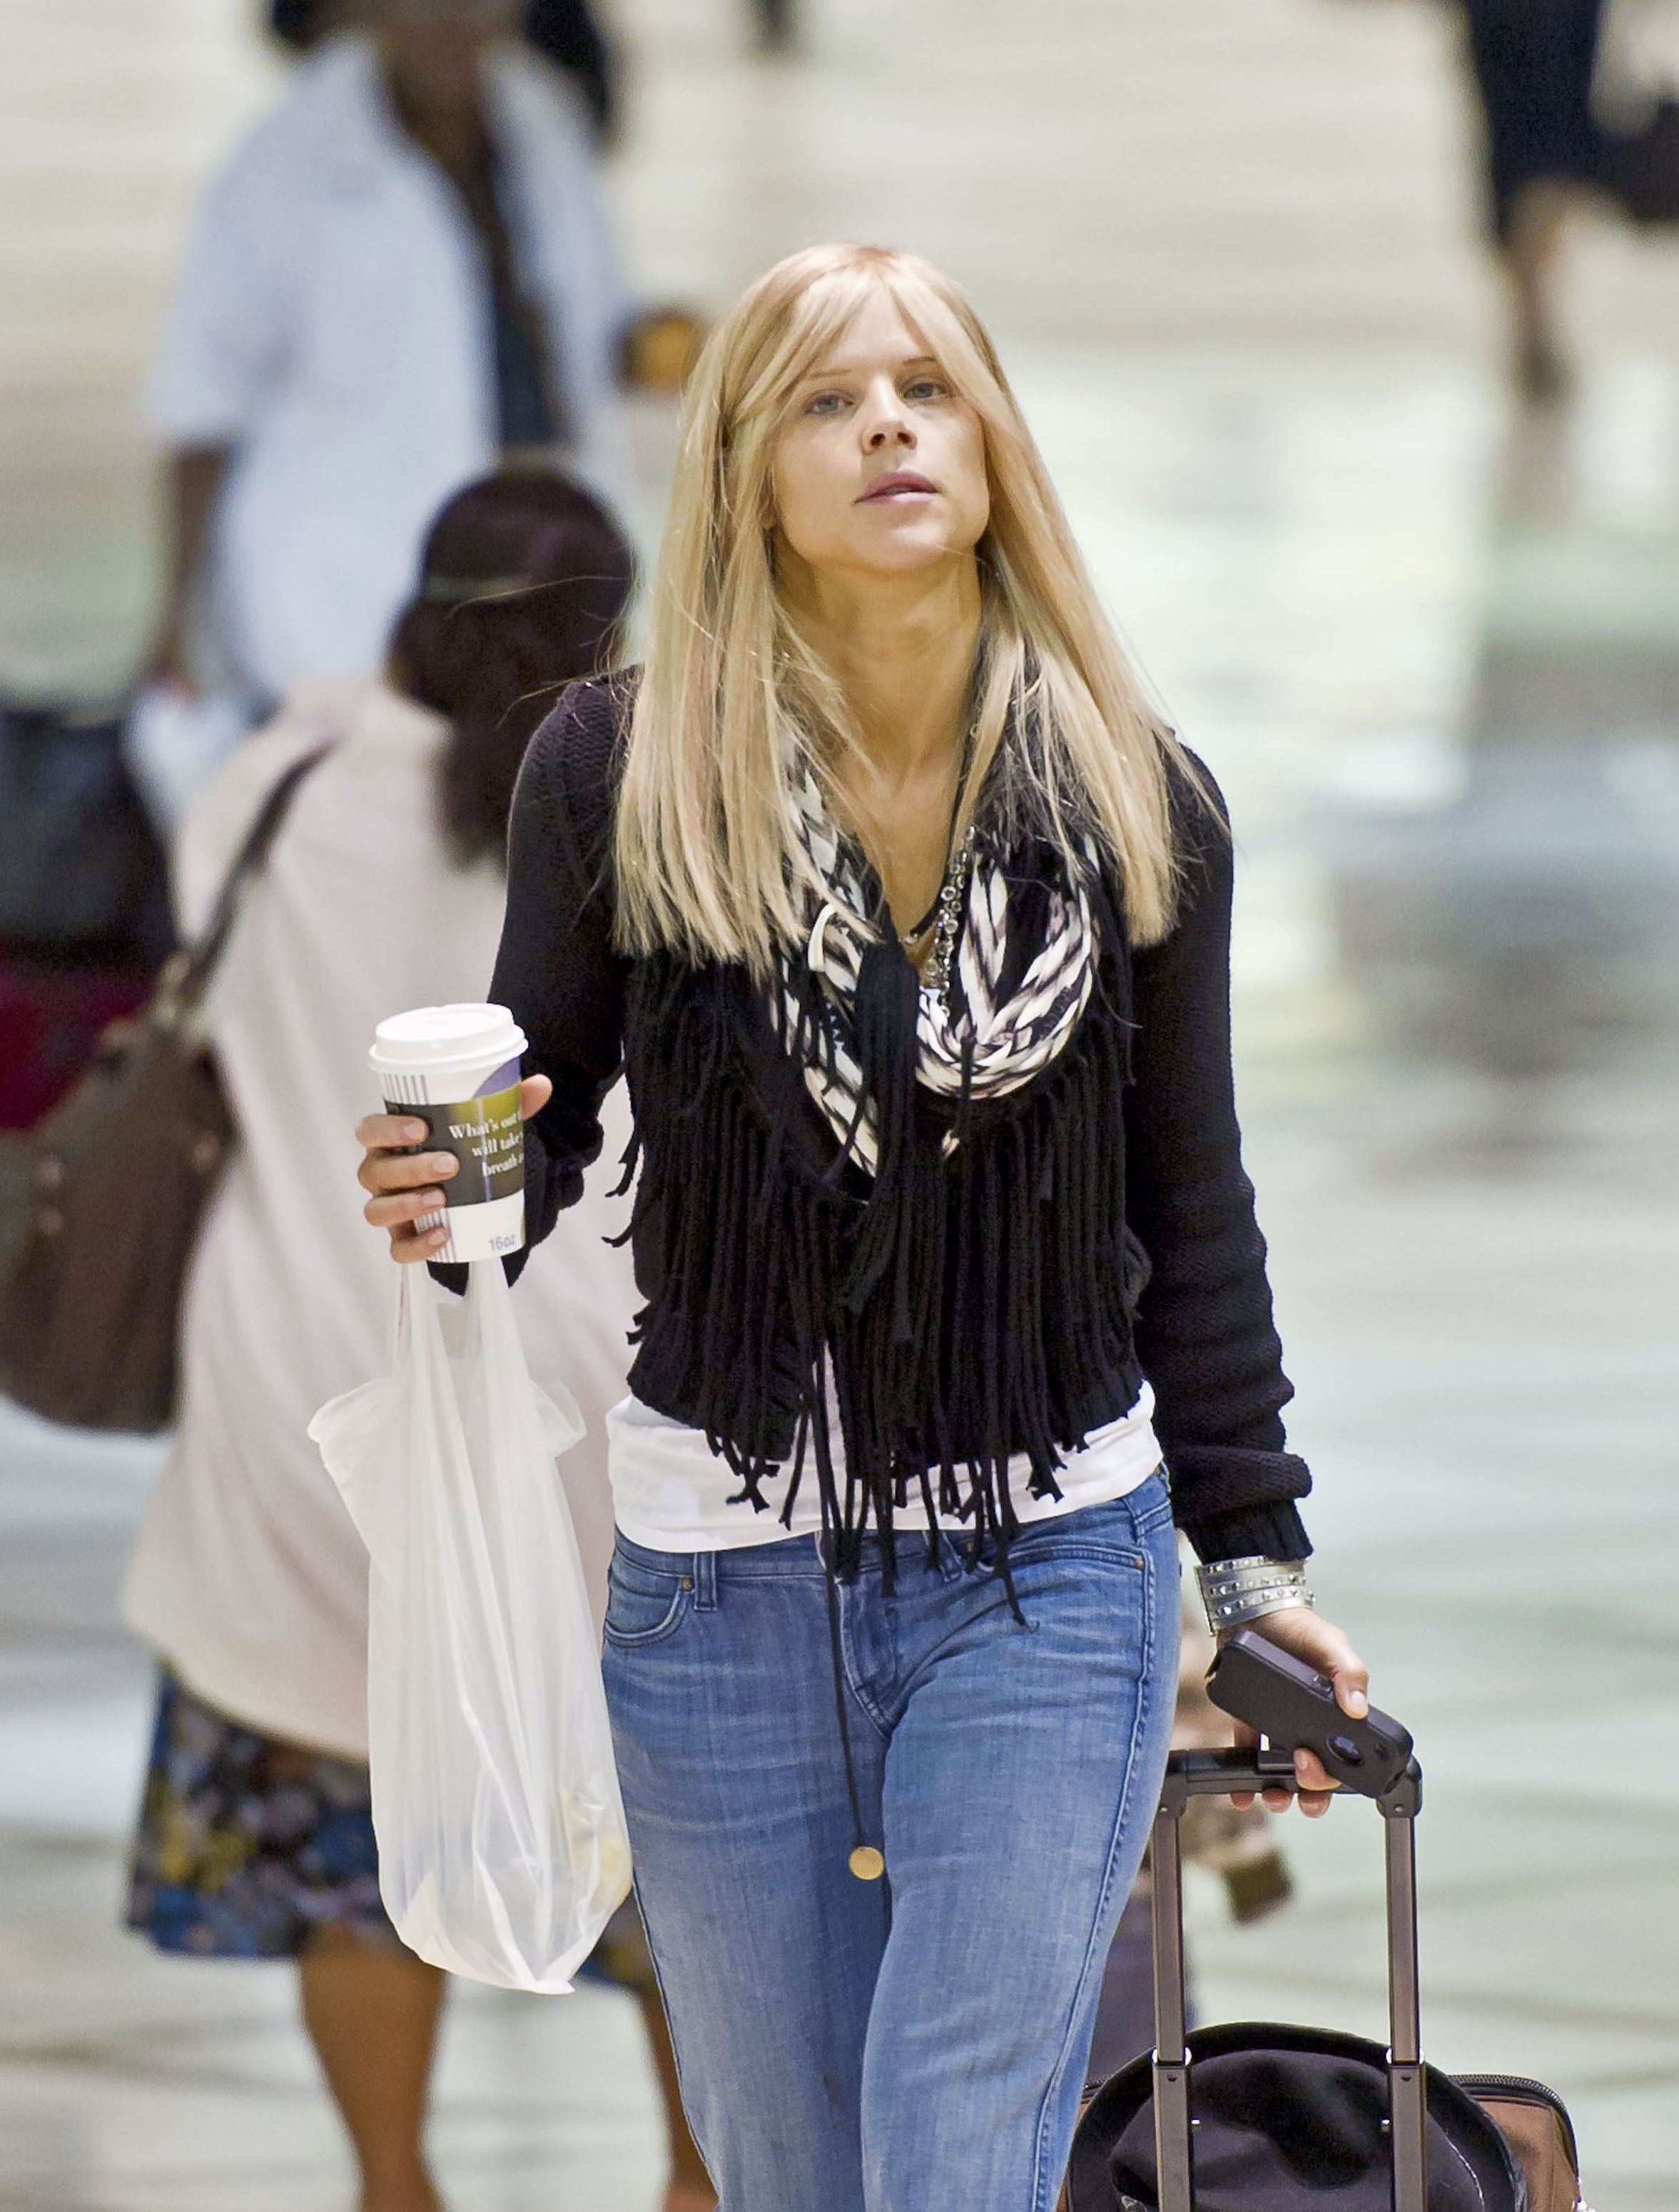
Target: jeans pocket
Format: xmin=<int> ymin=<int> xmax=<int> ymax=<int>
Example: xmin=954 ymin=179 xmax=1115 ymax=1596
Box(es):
xmin=604 ymin=1554 xmax=692 ymax=1648
xmin=1004 ymin=1521 xmax=1147 ymax=1575
xmin=1005 ymin=1480 xmax=1171 ymax=1572
xmin=1127 ymin=1465 xmax=1175 ymax=1538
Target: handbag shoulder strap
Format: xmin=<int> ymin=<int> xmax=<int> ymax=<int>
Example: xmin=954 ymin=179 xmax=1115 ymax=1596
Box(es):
xmin=169 ymin=745 xmax=333 ymax=1013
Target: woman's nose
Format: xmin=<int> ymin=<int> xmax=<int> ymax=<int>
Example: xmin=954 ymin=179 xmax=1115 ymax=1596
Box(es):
xmin=862 ymin=388 xmax=914 ymax=450
xmin=863 ymin=415 xmax=914 ymax=451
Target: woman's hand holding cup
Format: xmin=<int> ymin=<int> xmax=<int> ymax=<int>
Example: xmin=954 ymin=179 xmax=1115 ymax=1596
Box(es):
xmin=357 ymin=1075 xmax=552 ymax=1261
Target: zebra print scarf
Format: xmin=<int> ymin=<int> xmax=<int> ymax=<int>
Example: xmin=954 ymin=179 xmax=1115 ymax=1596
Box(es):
xmin=776 ymin=763 xmax=1097 ymax=1175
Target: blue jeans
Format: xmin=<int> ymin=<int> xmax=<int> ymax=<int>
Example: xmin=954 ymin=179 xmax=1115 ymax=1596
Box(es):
xmin=600 ymin=1473 xmax=1180 ymax=2212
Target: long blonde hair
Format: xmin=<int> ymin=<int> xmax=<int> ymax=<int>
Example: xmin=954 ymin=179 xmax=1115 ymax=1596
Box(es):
xmin=615 ymin=242 xmax=1189 ymax=975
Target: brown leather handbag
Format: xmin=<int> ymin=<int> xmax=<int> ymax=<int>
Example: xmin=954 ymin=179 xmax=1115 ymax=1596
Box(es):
xmin=0 ymin=749 xmax=327 ymax=1432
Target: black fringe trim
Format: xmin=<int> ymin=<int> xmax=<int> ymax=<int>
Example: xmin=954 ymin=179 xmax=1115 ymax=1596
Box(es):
xmin=619 ymin=872 xmax=1145 ymax=1595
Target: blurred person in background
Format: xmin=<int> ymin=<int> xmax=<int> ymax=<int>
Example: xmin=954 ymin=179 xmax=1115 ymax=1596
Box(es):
xmin=145 ymin=0 xmax=627 ymax=721
xmin=270 ymin=0 xmax=621 ymax=146
xmin=121 ymin=472 xmax=713 ymax=2212
xmin=261 ymin=0 xmax=704 ymax=386
xmin=1457 ymin=0 xmax=1608 ymax=400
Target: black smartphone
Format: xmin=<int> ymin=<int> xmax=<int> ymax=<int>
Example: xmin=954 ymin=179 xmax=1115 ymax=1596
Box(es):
xmin=1204 ymin=1628 xmax=1414 ymax=1798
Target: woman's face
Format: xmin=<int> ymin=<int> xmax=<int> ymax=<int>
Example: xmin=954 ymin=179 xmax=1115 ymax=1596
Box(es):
xmin=769 ymin=292 xmax=990 ymax=589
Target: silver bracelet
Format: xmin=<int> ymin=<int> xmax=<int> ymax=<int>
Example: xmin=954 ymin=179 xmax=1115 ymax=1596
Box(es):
xmin=1197 ymin=1555 xmax=1314 ymax=1635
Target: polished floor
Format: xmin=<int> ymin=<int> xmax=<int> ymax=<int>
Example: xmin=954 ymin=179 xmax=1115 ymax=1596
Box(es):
xmin=4 ymin=1 xmax=1679 ymax=2206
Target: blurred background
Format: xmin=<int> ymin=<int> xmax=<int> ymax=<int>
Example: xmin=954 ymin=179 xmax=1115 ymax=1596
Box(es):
xmin=3 ymin=0 xmax=1678 ymax=2206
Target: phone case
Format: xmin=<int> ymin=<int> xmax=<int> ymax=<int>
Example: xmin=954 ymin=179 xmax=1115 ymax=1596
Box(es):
xmin=1205 ymin=1628 xmax=1414 ymax=1797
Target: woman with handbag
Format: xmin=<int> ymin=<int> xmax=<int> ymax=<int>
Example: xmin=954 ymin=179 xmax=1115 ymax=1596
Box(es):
xmin=121 ymin=472 xmax=712 ymax=2212
xmin=357 ymin=245 xmax=1371 ymax=2212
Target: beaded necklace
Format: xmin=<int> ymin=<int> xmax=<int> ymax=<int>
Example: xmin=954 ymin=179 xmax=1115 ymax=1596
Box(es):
xmin=900 ymin=824 xmax=978 ymax=995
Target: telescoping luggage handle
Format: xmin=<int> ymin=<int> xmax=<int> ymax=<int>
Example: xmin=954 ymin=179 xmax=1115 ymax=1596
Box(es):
xmin=1150 ymin=1747 xmax=1428 ymax=2212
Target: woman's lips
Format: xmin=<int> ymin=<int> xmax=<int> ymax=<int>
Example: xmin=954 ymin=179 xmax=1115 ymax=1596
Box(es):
xmin=859 ymin=471 xmax=937 ymax=502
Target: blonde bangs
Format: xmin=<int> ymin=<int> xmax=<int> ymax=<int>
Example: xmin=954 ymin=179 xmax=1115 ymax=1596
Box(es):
xmin=615 ymin=243 xmax=1193 ymax=976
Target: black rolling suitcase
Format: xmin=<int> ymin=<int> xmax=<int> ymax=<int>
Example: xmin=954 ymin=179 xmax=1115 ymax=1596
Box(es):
xmin=1067 ymin=1638 xmax=1589 ymax=2212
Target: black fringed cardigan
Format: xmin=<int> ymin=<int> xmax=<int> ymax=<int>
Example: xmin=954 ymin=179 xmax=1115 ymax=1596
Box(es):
xmin=480 ymin=675 xmax=1312 ymax=1570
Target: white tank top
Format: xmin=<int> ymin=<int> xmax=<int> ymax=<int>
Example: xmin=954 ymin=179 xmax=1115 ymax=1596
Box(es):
xmin=606 ymin=1382 xmax=1161 ymax=1556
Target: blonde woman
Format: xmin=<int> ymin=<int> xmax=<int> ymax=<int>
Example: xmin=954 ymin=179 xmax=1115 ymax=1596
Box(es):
xmin=357 ymin=244 xmax=1369 ymax=2212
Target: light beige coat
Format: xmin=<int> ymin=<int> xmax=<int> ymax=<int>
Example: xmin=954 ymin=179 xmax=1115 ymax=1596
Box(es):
xmin=122 ymin=680 xmax=636 ymax=1758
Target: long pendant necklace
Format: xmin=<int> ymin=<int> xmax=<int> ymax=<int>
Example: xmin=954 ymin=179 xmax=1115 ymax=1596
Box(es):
xmin=901 ymin=824 xmax=978 ymax=997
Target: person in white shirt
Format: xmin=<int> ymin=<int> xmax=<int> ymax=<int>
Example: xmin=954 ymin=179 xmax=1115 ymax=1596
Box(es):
xmin=122 ymin=472 xmax=711 ymax=2212
xmin=146 ymin=0 xmax=627 ymax=714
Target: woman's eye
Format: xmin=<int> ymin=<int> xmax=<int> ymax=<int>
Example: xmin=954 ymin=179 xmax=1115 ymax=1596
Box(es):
xmin=804 ymin=390 xmax=849 ymax=416
xmin=904 ymin=378 xmax=949 ymax=402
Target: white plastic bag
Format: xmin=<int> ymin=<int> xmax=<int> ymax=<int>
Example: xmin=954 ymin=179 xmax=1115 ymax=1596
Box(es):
xmin=309 ymin=1260 xmax=631 ymax=1991
xmin=123 ymin=684 xmax=253 ymax=835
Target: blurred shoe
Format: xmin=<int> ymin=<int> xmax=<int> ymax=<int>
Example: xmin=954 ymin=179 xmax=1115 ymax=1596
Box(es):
xmin=754 ymin=0 xmax=796 ymax=55
xmin=1516 ymin=337 xmax=1573 ymax=409
xmin=1222 ymin=1844 xmax=1293 ymax=1925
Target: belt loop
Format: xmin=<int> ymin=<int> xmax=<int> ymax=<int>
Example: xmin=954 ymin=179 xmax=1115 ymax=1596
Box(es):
xmin=694 ymin=1550 xmax=718 ymax=1610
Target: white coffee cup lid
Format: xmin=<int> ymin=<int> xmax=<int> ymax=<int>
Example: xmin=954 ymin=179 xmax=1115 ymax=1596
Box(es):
xmin=369 ymin=1003 xmax=527 ymax=1080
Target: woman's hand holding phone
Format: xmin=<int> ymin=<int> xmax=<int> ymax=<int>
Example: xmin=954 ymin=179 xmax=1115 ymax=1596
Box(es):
xmin=1222 ymin=1608 xmax=1371 ymax=1820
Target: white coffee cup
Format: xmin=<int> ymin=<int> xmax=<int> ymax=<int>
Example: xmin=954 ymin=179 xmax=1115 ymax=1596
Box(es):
xmin=370 ymin=1004 xmax=529 ymax=1263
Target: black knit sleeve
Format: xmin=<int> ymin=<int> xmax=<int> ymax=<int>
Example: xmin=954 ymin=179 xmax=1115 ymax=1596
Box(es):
xmin=432 ymin=679 xmax=629 ymax=1294
xmin=1122 ymin=754 xmax=1312 ymax=1564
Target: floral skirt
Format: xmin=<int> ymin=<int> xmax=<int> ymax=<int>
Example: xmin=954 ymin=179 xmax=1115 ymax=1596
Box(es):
xmin=126 ymin=1666 xmax=647 ymax=1975
xmin=126 ymin=1668 xmax=398 ymax=1959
